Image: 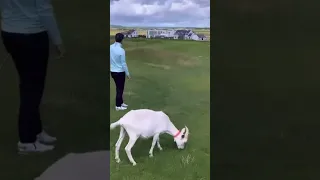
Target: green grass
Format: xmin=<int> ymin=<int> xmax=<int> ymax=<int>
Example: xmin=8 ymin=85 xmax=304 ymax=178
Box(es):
xmin=109 ymin=38 xmax=210 ymax=179
xmin=0 ymin=0 xmax=108 ymax=179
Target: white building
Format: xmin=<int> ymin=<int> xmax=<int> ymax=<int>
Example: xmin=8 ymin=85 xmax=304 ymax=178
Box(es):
xmin=191 ymin=34 xmax=208 ymax=41
xmin=173 ymin=29 xmax=195 ymax=40
xmin=146 ymin=29 xmax=176 ymax=38
xmin=121 ymin=29 xmax=138 ymax=38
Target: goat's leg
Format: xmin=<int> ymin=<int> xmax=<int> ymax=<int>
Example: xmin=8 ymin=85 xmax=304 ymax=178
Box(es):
xmin=149 ymin=133 xmax=160 ymax=157
xmin=157 ymin=137 xmax=163 ymax=151
xmin=115 ymin=127 xmax=126 ymax=163
xmin=124 ymin=135 xmax=138 ymax=166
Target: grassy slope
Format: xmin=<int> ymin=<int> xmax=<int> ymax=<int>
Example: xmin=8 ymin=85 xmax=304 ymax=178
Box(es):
xmin=109 ymin=38 xmax=210 ymax=179
xmin=0 ymin=0 xmax=109 ymax=179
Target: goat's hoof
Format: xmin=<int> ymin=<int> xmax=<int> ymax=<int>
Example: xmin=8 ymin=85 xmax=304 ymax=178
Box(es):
xmin=159 ymin=147 xmax=163 ymax=151
xmin=149 ymin=154 xmax=153 ymax=158
xmin=132 ymin=162 xmax=137 ymax=166
xmin=115 ymin=159 xmax=121 ymax=163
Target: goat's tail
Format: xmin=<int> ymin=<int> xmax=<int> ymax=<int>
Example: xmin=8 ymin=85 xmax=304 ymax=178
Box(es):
xmin=110 ymin=121 xmax=120 ymax=130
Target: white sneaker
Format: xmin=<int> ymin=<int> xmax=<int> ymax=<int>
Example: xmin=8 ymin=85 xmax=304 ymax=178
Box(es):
xmin=18 ymin=141 xmax=54 ymax=153
xmin=121 ymin=103 xmax=128 ymax=107
xmin=37 ymin=131 xmax=57 ymax=144
xmin=116 ymin=106 xmax=127 ymax=111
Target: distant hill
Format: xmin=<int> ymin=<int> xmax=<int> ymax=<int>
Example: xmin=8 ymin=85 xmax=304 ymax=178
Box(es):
xmin=110 ymin=25 xmax=124 ymax=28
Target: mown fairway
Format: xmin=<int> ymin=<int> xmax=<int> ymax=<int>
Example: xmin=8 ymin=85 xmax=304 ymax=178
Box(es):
xmin=110 ymin=38 xmax=210 ymax=179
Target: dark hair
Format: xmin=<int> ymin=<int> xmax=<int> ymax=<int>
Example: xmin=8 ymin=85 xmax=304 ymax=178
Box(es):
xmin=115 ymin=33 xmax=124 ymax=43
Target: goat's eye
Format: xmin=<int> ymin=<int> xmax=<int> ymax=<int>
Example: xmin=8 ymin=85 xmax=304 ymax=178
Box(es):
xmin=181 ymin=134 xmax=185 ymax=139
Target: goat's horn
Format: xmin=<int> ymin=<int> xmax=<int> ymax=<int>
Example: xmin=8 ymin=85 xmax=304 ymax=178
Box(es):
xmin=181 ymin=128 xmax=186 ymax=135
xmin=185 ymin=126 xmax=189 ymax=138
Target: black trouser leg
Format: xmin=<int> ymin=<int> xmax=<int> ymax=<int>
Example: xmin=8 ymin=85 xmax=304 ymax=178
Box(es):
xmin=111 ymin=72 xmax=126 ymax=107
xmin=1 ymin=31 xmax=49 ymax=143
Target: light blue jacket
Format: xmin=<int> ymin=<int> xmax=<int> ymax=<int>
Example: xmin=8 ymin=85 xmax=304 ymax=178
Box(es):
xmin=110 ymin=42 xmax=130 ymax=76
xmin=0 ymin=0 xmax=62 ymax=45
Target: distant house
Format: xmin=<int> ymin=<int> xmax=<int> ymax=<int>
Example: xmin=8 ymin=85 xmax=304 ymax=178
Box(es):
xmin=121 ymin=29 xmax=138 ymax=38
xmin=191 ymin=34 xmax=208 ymax=41
xmin=145 ymin=29 xmax=207 ymax=41
xmin=173 ymin=30 xmax=195 ymax=40
xmin=146 ymin=29 xmax=176 ymax=38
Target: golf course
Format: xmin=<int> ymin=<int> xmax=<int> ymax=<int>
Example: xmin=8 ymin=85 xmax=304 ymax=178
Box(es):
xmin=109 ymin=38 xmax=210 ymax=179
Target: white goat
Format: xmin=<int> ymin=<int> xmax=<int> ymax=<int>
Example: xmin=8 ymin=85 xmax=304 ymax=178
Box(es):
xmin=110 ymin=109 xmax=189 ymax=166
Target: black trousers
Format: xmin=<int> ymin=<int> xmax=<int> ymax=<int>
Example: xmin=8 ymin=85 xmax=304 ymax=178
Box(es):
xmin=1 ymin=31 xmax=49 ymax=143
xmin=111 ymin=72 xmax=125 ymax=107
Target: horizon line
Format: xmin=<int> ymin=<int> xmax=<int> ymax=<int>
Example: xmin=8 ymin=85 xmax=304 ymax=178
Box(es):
xmin=110 ymin=25 xmax=210 ymax=28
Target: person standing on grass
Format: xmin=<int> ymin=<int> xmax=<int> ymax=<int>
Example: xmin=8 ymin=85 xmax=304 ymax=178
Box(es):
xmin=110 ymin=33 xmax=130 ymax=111
xmin=0 ymin=0 xmax=65 ymax=153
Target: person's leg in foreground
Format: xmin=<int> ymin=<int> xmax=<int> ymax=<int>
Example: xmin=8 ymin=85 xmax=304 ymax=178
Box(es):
xmin=111 ymin=72 xmax=127 ymax=111
xmin=1 ymin=31 xmax=57 ymax=153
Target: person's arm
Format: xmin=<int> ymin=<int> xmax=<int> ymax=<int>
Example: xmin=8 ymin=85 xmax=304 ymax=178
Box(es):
xmin=35 ymin=0 xmax=62 ymax=45
xmin=120 ymin=50 xmax=130 ymax=77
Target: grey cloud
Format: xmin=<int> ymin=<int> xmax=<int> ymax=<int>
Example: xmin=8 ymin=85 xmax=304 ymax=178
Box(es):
xmin=111 ymin=0 xmax=167 ymax=5
xmin=130 ymin=0 xmax=209 ymax=6
xmin=110 ymin=0 xmax=210 ymax=27
xmin=132 ymin=0 xmax=168 ymax=5
xmin=192 ymin=0 xmax=210 ymax=7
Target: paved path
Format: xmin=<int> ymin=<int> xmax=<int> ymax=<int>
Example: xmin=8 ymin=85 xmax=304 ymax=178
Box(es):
xmin=35 ymin=151 xmax=110 ymax=180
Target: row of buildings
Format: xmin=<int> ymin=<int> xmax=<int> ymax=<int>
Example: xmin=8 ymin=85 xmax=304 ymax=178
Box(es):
xmin=120 ymin=29 xmax=208 ymax=41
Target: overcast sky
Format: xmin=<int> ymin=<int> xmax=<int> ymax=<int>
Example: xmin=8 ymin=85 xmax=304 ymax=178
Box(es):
xmin=110 ymin=0 xmax=210 ymax=27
